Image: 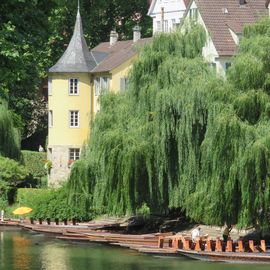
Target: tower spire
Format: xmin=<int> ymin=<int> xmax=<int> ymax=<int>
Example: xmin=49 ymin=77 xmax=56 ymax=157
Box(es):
xmin=48 ymin=0 xmax=96 ymax=73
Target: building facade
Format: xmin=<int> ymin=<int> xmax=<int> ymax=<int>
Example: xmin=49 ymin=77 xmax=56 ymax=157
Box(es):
xmin=48 ymin=7 xmax=151 ymax=185
xmin=182 ymin=0 xmax=268 ymax=76
xmin=148 ymin=0 xmax=190 ymax=34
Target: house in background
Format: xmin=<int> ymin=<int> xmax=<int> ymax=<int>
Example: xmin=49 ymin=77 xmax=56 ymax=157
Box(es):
xmin=48 ymin=7 xmax=151 ymax=185
xmin=91 ymin=28 xmax=151 ymax=113
xmin=182 ymin=0 xmax=268 ymax=76
xmin=148 ymin=0 xmax=191 ymax=34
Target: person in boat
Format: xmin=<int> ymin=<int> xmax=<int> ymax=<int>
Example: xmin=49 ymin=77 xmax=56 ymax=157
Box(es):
xmin=191 ymin=226 xmax=201 ymax=242
xmin=223 ymin=225 xmax=232 ymax=242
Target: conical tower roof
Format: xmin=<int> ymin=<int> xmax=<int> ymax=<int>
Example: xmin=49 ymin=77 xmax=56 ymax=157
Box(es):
xmin=49 ymin=7 xmax=96 ymax=73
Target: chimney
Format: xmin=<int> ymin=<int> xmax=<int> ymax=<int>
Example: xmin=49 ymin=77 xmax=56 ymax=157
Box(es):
xmin=133 ymin=25 xmax=141 ymax=43
xmin=239 ymin=0 xmax=247 ymax=5
xmin=110 ymin=30 xmax=118 ymax=46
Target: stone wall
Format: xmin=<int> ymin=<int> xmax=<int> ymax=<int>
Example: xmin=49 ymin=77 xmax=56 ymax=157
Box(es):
xmin=47 ymin=145 xmax=80 ymax=187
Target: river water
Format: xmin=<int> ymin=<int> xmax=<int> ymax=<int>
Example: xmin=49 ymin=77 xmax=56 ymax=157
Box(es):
xmin=0 ymin=226 xmax=269 ymax=270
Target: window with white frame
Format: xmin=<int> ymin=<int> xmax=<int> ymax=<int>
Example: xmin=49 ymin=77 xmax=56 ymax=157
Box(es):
xmin=69 ymin=148 xmax=80 ymax=161
xmin=94 ymin=77 xmax=110 ymax=96
xmin=69 ymin=110 xmax=79 ymax=127
xmin=101 ymin=77 xmax=109 ymax=90
xmin=49 ymin=110 xmax=53 ymax=127
xmin=69 ymin=78 xmax=79 ymax=95
xmin=164 ymin=20 xmax=168 ymax=32
xmin=48 ymin=78 xmax=52 ymax=96
xmin=94 ymin=78 xmax=100 ymax=96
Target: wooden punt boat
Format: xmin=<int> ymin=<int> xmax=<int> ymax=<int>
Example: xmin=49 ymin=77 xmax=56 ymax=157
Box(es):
xmin=177 ymin=249 xmax=270 ymax=263
xmin=154 ymin=235 xmax=270 ymax=263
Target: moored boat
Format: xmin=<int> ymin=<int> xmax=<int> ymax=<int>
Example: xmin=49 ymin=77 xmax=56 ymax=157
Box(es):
xmin=177 ymin=249 xmax=270 ymax=263
xmin=154 ymin=235 xmax=270 ymax=263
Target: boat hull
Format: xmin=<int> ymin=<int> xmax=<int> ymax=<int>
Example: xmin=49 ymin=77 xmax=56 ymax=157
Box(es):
xmin=177 ymin=249 xmax=270 ymax=263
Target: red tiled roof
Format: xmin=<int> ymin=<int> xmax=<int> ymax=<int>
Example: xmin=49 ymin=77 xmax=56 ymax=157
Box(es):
xmin=194 ymin=0 xmax=268 ymax=56
xmin=90 ymin=38 xmax=152 ymax=73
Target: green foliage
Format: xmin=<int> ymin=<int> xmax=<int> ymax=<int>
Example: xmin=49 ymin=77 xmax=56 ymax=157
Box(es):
xmin=78 ymin=0 xmax=152 ymax=46
xmin=1 ymin=0 xmax=151 ymax=145
xmin=136 ymin=203 xmax=150 ymax=217
xmin=68 ymin=17 xmax=270 ymax=229
xmin=229 ymin=18 xmax=270 ymax=94
xmin=67 ymin=25 xmax=208 ymax=216
xmin=0 ymin=1 xmax=53 ymax=139
xmin=44 ymin=160 xmax=52 ymax=171
xmin=0 ymin=157 xmax=29 ymax=187
xmin=0 ymin=197 xmax=8 ymax=211
xmin=17 ymin=187 xmax=91 ymax=221
xmin=0 ymin=156 xmax=29 ymax=203
xmin=21 ymin=151 xmax=47 ymax=179
xmin=228 ymin=54 xmax=266 ymax=91
xmin=0 ymin=100 xmax=21 ymax=160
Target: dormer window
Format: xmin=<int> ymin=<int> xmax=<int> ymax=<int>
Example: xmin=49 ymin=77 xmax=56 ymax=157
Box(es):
xmin=69 ymin=78 xmax=79 ymax=95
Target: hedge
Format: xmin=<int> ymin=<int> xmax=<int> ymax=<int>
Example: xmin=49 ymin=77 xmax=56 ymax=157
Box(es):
xmin=16 ymin=187 xmax=92 ymax=221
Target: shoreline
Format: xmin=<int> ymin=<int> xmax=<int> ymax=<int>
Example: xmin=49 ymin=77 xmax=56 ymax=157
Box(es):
xmin=1 ymin=220 xmax=270 ymax=264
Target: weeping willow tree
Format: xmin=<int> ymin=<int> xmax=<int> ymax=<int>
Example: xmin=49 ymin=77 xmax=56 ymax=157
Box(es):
xmin=68 ymin=19 xmax=270 ymax=228
xmin=0 ymin=99 xmax=21 ymax=160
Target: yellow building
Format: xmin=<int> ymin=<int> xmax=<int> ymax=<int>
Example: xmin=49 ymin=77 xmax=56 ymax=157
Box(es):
xmin=48 ymin=6 xmax=151 ymax=185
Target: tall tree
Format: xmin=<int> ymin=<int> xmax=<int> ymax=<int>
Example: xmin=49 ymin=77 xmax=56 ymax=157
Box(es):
xmin=0 ymin=0 xmax=56 ymax=142
xmin=0 ymin=100 xmax=20 ymax=160
xmin=67 ymin=19 xmax=270 ymax=229
xmin=0 ymin=0 xmax=152 ymax=149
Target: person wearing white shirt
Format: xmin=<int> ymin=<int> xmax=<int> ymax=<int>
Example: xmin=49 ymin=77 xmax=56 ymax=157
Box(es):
xmin=191 ymin=227 xmax=201 ymax=242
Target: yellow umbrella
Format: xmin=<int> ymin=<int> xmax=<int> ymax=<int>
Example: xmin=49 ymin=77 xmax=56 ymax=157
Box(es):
xmin=13 ymin=207 xmax=32 ymax=215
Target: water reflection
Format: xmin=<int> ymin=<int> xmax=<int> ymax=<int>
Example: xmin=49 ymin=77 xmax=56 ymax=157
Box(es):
xmin=13 ymin=236 xmax=31 ymax=270
xmin=0 ymin=227 xmax=270 ymax=270
xmin=41 ymin=244 xmax=70 ymax=270
xmin=0 ymin=232 xmax=4 ymax=270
